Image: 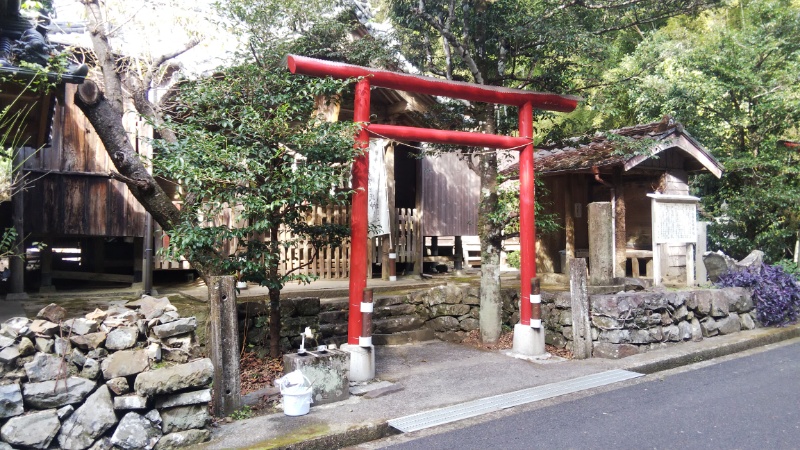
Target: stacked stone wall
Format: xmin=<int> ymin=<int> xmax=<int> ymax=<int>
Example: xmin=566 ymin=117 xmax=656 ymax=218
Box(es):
xmin=317 ymin=283 xmax=759 ymax=360
xmin=589 ymin=287 xmax=756 ymax=358
xmin=540 ymin=292 xmax=575 ymax=349
xmin=524 ymin=287 xmax=758 ymax=359
xmin=0 ymin=296 xmax=212 ymax=450
xmin=318 ymin=284 xmax=522 ymax=344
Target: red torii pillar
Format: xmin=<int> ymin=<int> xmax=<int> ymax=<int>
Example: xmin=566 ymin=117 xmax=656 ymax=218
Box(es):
xmin=287 ymin=55 xmax=579 ymax=368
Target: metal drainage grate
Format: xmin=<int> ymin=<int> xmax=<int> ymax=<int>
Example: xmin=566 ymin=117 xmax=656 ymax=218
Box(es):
xmin=388 ymin=369 xmax=643 ymax=433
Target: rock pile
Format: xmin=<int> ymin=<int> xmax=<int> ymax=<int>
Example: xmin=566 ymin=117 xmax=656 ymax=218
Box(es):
xmin=0 ymin=296 xmax=212 ymax=450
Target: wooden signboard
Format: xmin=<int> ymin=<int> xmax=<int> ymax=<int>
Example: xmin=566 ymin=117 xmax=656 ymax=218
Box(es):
xmin=648 ymin=194 xmax=700 ymax=286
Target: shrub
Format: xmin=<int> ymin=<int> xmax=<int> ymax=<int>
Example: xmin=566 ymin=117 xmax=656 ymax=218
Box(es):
xmin=774 ymin=260 xmax=800 ymax=280
xmin=506 ymin=251 xmax=521 ymax=269
xmin=716 ymin=264 xmax=800 ymax=327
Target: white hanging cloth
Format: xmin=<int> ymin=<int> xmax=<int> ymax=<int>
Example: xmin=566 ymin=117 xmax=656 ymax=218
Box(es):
xmin=368 ymin=139 xmax=390 ymax=238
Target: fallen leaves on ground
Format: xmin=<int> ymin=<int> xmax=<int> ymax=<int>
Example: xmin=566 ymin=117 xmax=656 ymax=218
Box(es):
xmin=239 ymin=351 xmax=283 ymax=395
xmin=460 ymin=329 xmax=573 ymax=359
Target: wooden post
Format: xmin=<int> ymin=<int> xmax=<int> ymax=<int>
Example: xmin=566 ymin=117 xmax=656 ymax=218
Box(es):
xmin=564 ymin=177 xmax=575 ymax=273
xmin=9 ymin=148 xmax=26 ymax=298
xmin=383 ymin=143 xmax=396 ymax=280
xmin=208 ymin=276 xmax=241 ymax=417
xmin=367 ymin=236 xmax=374 ymax=280
xmin=530 ymin=277 xmax=541 ymax=327
xmin=696 ymin=221 xmax=709 ymax=284
xmin=414 ymin=158 xmax=424 ymax=275
xmin=360 ymin=288 xmax=373 ymax=346
xmin=454 ymin=236 xmax=463 ymax=270
xmin=39 ymin=236 xmax=54 ymax=293
xmin=570 ymin=258 xmax=592 ymax=359
xmin=91 ymin=237 xmax=105 ymax=275
xmin=613 ymin=168 xmax=626 ymax=278
xmin=381 ymin=237 xmax=390 ymax=280
xmin=348 ymin=77 xmax=371 ymax=345
xmin=143 ymin=212 xmax=154 ymax=294
xmin=133 ymin=237 xmax=144 ymax=284
xmin=388 ymin=249 xmax=397 ymax=281
xmin=653 ymin=243 xmax=663 ymax=286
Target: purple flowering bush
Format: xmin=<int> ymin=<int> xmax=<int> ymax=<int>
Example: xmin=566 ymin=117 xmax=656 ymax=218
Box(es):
xmin=716 ymin=264 xmax=800 ymax=327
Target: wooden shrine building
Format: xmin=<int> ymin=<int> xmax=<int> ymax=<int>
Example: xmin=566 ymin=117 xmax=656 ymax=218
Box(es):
xmin=502 ymin=116 xmax=723 ymax=284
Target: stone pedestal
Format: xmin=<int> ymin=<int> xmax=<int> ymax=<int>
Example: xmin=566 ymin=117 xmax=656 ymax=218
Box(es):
xmin=283 ymin=349 xmax=350 ymax=405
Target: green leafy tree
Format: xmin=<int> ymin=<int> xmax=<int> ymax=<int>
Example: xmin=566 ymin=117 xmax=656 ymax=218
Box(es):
xmin=150 ymin=0 xmax=397 ymax=357
xmin=386 ymin=0 xmax=716 ymax=342
xmin=75 ymin=0 xmax=394 ymax=357
xmin=155 ymin=64 xmax=359 ymax=357
xmin=595 ymin=0 xmax=800 ymax=261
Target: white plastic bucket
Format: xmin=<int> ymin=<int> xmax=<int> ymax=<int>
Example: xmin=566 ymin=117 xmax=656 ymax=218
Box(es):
xmin=278 ymin=372 xmax=313 ymax=416
xmin=281 ymin=384 xmax=313 ymax=416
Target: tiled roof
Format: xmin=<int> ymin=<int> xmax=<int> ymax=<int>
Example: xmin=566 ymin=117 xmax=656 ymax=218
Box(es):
xmin=501 ymin=116 xmax=718 ymax=177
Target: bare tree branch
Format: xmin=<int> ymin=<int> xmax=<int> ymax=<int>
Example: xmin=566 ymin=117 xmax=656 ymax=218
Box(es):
xmin=82 ymin=0 xmax=126 ymax=115
xmin=413 ymin=0 xmax=484 ymax=83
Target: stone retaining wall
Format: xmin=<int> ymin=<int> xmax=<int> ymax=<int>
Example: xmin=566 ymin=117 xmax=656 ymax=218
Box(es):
xmin=238 ymin=297 xmax=320 ymax=356
xmin=319 ymin=284 xmax=521 ymax=344
xmin=587 ymin=287 xmax=756 ymax=358
xmin=317 ymin=283 xmax=758 ymax=360
xmin=0 ymin=297 xmax=212 ymax=450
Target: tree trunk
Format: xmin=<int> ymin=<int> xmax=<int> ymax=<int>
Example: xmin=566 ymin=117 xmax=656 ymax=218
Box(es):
xmin=478 ymin=105 xmax=503 ymax=344
xmin=269 ymin=287 xmax=281 ymax=358
xmin=269 ymin=225 xmax=282 ymax=358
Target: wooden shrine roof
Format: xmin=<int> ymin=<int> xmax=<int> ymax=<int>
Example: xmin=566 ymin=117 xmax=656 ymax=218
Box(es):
xmin=502 ymin=116 xmax=723 ymax=179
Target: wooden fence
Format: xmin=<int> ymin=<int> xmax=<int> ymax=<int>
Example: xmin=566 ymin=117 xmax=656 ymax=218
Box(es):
xmin=155 ymin=207 xmax=419 ymax=280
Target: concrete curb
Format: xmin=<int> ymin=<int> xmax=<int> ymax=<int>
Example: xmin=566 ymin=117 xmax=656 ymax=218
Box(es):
xmin=287 ymin=324 xmax=800 ymax=450
xmin=621 ymin=323 xmax=800 ymax=374
xmin=282 ymin=423 xmax=397 ymax=450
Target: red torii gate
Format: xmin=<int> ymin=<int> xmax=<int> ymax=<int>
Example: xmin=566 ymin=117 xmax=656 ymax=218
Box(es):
xmin=287 ymin=55 xmax=579 ymax=359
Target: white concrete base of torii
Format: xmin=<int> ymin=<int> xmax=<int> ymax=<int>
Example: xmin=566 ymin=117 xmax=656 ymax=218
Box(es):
xmin=511 ymin=323 xmax=546 ymax=356
xmin=342 ymin=343 xmax=375 ymax=382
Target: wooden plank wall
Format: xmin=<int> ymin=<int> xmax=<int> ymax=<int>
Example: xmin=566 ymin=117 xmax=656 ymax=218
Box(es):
xmin=420 ymin=153 xmax=479 ymax=236
xmin=22 ymin=84 xmax=147 ymax=237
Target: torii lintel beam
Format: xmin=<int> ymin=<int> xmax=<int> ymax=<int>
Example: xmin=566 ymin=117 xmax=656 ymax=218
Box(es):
xmin=286 ymin=54 xmax=580 ymax=112
xmin=367 ymin=124 xmax=529 ymax=149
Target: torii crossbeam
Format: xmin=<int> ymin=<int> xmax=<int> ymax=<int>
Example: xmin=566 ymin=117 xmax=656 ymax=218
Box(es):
xmin=287 ymin=55 xmax=579 ymax=369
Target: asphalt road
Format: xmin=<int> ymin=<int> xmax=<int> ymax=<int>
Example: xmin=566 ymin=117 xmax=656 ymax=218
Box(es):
xmin=381 ymin=341 xmax=800 ymax=450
